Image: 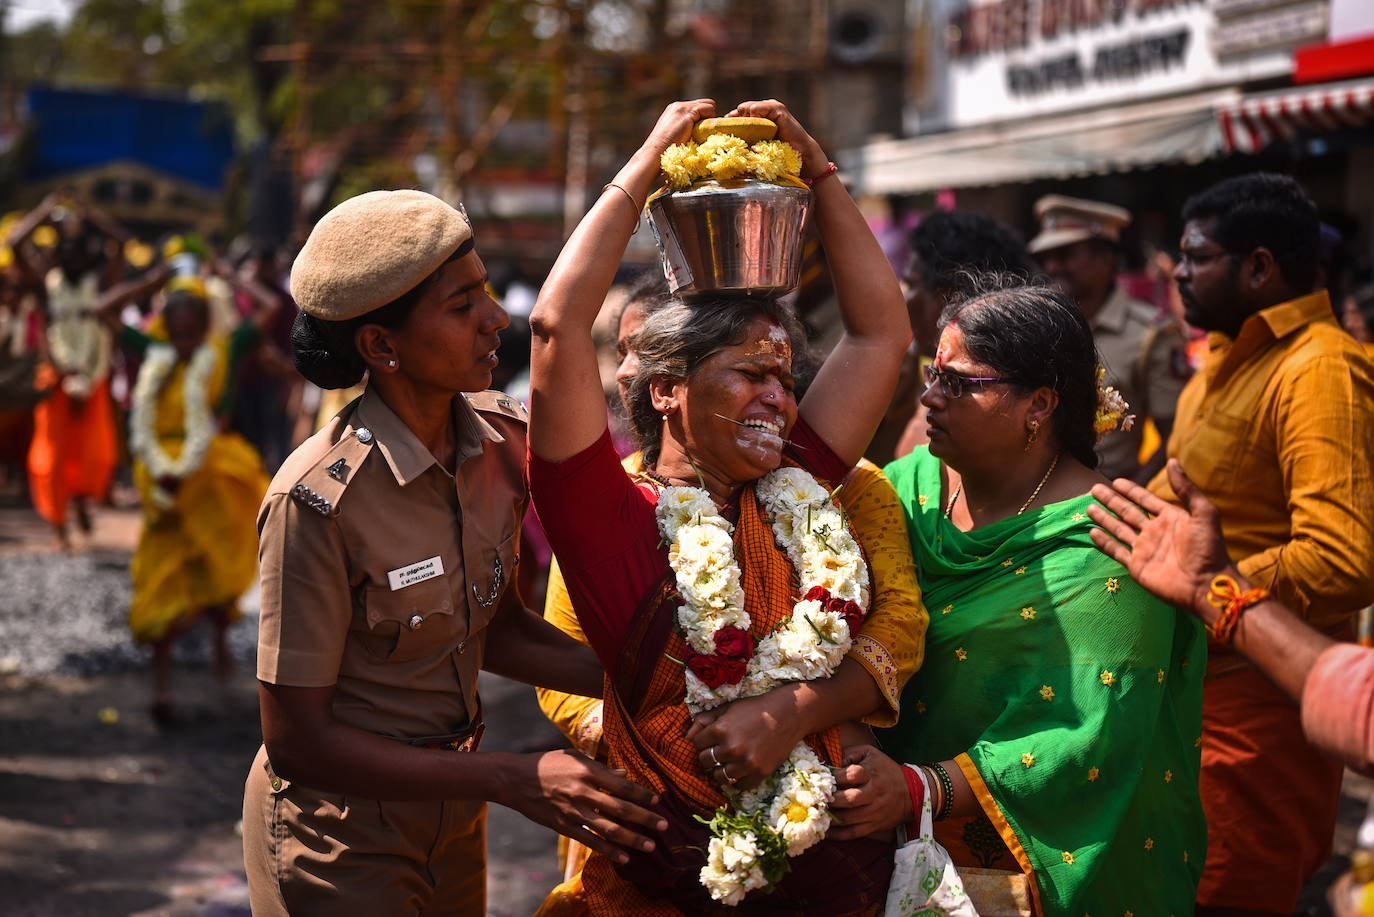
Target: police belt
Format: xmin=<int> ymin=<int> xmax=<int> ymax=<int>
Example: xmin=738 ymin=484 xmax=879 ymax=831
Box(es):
xmin=406 ymin=701 xmax=485 ymax=753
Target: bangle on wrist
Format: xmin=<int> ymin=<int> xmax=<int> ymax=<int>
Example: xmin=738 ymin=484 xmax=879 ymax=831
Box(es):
xmin=1205 ymin=574 xmax=1268 ymax=644
xmin=601 ymin=182 xmax=642 ymax=234
xmin=803 ymin=161 xmax=839 ymax=187
xmin=925 ymin=761 xmax=955 ymax=821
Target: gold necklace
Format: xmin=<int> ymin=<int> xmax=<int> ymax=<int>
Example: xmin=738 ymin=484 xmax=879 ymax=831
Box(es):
xmin=944 ymin=452 xmax=1061 ymax=519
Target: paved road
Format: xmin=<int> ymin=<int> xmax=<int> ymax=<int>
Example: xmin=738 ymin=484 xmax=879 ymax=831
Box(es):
xmin=0 ymin=504 xmax=565 ymax=916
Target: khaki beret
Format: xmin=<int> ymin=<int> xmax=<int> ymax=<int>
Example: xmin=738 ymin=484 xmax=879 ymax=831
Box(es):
xmin=292 ymin=189 xmax=473 ymax=322
xmin=1028 ymin=194 xmax=1131 ymax=255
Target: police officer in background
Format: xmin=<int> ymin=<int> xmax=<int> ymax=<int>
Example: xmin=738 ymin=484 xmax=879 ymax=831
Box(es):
xmin=241 ymin=190 xmax=664 ymax=916
xmin=1030 ymin=194 xmax=1190 ymax=481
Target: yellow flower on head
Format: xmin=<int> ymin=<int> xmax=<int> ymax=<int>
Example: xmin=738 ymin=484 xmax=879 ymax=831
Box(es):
xmin=1062 ymin=851 xmax=1076 ymax=865
xmin=1106 ymin=577 xmax=1121 ymax=594
xmin=747 ymin=140 xmax=802 ymax=181
xmin=1144 ymin=838 xmax=1154 ymax=851
xmin=660 ymin=143 xmax=706 ymax=189
xmin=1022 ymin=752 xmax=1036 ymax=767
xmin=1020 ymin=606 xmax=1037 ymax=620
xmin=941 ymin=604 xmax=953 ymax=615
xmin=1039 ymin=685 xmax=1055 ymax=701
xmin=700 ymin=133 xmax=751 ymax=180
xmin=1164 ymin=770 xmax=1174 ymax=783
xmin=1100 ymin=670 xmax=1116 ymax=687
xmin=955 ymin=647 xmax=968 ymax=661
xmin=1087 ymin=767 xmax=1100 ymax=782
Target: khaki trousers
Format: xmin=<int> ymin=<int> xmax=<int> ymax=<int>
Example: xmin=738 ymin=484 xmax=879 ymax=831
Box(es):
xmin=243 ymin=745 xmax=486 ymax=916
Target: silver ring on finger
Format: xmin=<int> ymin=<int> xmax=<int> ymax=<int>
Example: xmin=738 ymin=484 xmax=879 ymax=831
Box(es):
xmin=709 ymin=747 xmax=720 ymax=767
xmin=721 ymin=764 xmax=738 ymax=786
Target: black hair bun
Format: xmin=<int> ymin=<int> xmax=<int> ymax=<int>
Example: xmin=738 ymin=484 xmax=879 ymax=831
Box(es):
xmin=291 ymin=311 xmax=366 ymax=390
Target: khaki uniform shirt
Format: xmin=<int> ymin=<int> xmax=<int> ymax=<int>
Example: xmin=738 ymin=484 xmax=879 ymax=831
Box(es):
xmin=1092 ymin=286 xmax=1190 ymax=479
xmin=255 ymin=386 xmax=528 ymax=739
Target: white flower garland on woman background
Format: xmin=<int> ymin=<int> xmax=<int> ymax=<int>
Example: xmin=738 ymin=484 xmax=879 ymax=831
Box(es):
xmin=129 ymin=342 xmax=217 ymax=509
xmin=656 ymin=466 xmax=870 ymax=906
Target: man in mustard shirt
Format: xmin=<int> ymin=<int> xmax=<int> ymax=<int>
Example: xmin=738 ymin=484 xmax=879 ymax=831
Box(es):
xmin=1152 ymin=172 xmax=1374 ymax=917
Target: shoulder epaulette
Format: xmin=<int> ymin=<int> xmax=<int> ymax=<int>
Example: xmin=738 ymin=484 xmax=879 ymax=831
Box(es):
xmin=290 ymin=424 xmax=377 ymax=516
xmin=465 ymin=390 xmax=528 ymax=424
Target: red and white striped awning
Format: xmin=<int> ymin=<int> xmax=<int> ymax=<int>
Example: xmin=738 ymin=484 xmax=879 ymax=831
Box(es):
xmin=1219 ymin=76 xmax=1374 ymax=154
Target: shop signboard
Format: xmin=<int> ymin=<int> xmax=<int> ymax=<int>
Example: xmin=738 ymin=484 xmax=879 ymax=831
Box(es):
xmin=933 ymin=0 xmax=1324 ymax=130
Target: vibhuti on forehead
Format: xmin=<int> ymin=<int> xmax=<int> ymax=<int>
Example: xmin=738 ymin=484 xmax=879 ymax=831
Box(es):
xmin=743 ymin=322 xmax=793 ymax=364
xmin=1182 ymin=223 xmax=1211 ymax=250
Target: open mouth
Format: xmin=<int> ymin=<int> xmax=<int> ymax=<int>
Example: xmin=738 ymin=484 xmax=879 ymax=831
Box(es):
xmin=739 ymin=417 xmax=784 ymax=436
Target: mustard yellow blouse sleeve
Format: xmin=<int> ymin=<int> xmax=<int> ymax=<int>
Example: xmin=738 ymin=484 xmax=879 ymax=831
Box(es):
xmin=842 ymin=459 xmax=927 ymax=727
xmin=535 ymin=555 xmax=605 ymax=758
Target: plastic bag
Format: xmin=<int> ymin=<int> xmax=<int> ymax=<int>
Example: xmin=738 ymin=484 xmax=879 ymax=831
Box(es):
xmin=884 ymin=766 xmax=980 ymax=917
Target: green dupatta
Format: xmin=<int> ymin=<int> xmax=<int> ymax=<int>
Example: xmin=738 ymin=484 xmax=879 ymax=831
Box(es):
xmin=879 ymin=447 xmax=1206 ymax=917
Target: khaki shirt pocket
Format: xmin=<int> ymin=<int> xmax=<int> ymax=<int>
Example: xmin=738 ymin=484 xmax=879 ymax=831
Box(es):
xmin=356 ymin=577 xmax=459 ymax=663
xmin=464 ymin=531 xmax=519 ymax=639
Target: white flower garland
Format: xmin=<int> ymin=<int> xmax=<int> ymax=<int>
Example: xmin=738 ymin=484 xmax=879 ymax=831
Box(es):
xmin=656 ymin=466 xmax=870 ymax=905
xmin=129 ymin=342 xmax=217 ymax=509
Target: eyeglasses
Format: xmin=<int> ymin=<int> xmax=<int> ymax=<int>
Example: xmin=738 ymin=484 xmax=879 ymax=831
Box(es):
xmin=923 ymin=364 xmax=1014 ymax=399
xmin=1177 ymin=247 xmax=1236 ymax=268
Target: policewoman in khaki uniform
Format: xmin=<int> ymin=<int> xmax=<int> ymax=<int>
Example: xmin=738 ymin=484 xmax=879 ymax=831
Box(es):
xmin=242 ymin=190 xmax=665 ymax=916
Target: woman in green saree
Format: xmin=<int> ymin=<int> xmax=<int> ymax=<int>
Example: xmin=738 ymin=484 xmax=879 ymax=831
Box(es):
xmin=830 ymin=283 xmax=1206 ymax=917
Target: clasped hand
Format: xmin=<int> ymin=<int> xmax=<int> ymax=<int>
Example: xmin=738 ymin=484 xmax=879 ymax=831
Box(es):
xmin=688 ymin=688 xmax=804 ymax=791
xmin=505 ymin=749 xmax=666 ymax=865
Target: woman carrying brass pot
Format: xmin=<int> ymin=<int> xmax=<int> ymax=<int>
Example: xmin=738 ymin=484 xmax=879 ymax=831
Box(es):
xmin=528 ymin=100 xmax=921 ymax=914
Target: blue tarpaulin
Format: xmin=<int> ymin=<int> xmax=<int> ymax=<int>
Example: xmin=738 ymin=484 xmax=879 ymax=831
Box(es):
xmin=24 ymin=87 xmax=235 ymax=191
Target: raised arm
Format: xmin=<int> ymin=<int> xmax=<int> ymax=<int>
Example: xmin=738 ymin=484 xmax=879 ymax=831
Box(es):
xmin=528 ymin=100 xmax=715 ymax=462
xmin=93 ymin=264 xmax=169 ymax=333
xmin=729 ymin=101 xmax=911 ymax=466
xmin=211 ymin=255 xmax=288 ymax=334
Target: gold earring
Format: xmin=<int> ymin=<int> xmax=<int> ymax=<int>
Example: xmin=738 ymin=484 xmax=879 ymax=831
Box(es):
xmin=1025 ymin=418 xmax=1040 ymax=451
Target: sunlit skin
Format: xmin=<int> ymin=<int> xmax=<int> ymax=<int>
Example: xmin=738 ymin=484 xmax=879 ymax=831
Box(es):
xmin=652 ymin=316 xmax=798 ymax=502
xmin=921 ymin=323 xmax=1034 ymax=473
xmin=363 ymin=252 xmax=510 ymax=399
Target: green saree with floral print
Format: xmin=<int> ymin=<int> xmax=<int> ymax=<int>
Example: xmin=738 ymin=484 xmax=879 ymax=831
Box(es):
xmin=879 ymin=447 xmax=1206 ymax=917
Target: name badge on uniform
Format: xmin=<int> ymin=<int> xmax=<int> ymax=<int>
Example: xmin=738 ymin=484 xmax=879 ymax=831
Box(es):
xmin=387 ymin=556 xmax=444 ymax=591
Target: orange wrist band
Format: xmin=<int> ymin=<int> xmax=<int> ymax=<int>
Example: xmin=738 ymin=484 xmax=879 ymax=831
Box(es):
xmin=1205 ymin=574 xmax=1269 ymax=644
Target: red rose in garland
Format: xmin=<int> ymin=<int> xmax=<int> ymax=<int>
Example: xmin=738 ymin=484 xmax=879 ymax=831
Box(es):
xmin=713 ymin=625 xmax=753 ymax=660
xmin=685 ymin=649 xmax=730 ymax=688
xmin=841 ymin=599 xmax=865 ymax=636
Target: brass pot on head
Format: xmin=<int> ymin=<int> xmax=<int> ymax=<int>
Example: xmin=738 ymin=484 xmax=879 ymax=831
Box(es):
xmin=645 ymin=118 xmax=812 ymax=297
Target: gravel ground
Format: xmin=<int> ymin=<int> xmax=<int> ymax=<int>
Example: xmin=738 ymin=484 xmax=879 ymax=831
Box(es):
xmin=0 ymin=505 xmax=565 ymax=917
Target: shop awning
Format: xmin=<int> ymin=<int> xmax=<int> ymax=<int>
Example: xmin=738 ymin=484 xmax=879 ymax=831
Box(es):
xmin=839 ymin=89 xmax=1237 ymax=196
xmin=1218 ymin=76 xmax=1374 ymax=153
